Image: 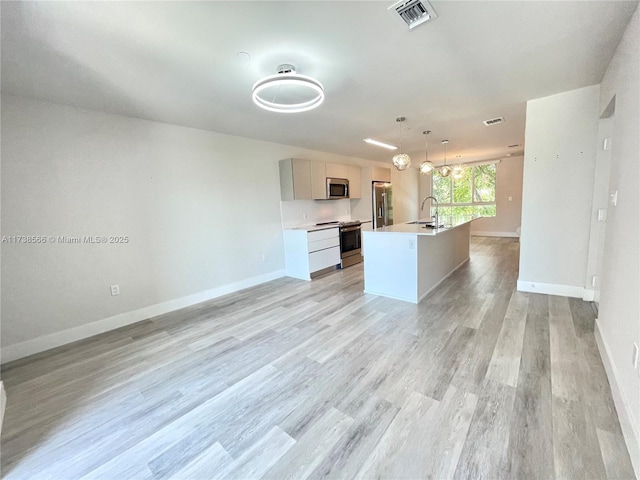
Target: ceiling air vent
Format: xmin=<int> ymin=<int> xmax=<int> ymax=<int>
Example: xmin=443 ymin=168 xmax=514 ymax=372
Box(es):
xmin=483 ymin=116 xmax=505 ymax=126
xmin=389 ymin=0 xmax=438 ymax=31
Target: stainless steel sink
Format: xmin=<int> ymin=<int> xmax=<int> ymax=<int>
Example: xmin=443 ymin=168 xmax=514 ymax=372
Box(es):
xmin=405 ymin=221 xmax=445 ymax=228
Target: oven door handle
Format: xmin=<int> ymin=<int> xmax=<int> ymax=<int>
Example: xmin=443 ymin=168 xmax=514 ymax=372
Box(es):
xmin=341 ymin=227 xmax=361 ymax=232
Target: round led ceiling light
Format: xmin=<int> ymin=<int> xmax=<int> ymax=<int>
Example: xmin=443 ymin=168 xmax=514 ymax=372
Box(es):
xmin=252 ymin=64 xmax=324 ymax=114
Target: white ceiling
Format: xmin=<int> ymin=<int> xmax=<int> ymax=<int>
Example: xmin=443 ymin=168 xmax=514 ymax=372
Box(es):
xmin=2 ymin=1 xmax=637 ymax=165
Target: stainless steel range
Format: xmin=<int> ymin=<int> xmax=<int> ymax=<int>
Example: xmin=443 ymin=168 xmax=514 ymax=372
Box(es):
xmin=339 ymin=220 xmax=362 ymax=268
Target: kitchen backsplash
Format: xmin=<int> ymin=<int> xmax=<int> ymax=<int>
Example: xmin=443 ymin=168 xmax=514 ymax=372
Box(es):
xmin=280 ymin=199 xmax=351 ymax=228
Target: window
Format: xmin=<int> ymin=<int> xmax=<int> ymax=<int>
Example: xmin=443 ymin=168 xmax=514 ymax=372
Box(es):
xmin=431 ymin=163 xmax=497 ymax=220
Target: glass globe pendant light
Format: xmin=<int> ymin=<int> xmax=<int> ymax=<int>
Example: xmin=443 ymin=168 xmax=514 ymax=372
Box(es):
xmin=419 ymin=130 xmax=434 ymax=175
xmin=452 ymin=156 xmax=464 ymax=179
xmin=439 ymin=140 xmax=452 ymax=177
xmin=392 ymin=117 xmax=411 ymax=171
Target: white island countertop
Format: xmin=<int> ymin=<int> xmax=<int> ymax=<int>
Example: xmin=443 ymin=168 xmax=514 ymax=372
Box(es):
xmin=368 ymin=216 xmax=477 ymax=235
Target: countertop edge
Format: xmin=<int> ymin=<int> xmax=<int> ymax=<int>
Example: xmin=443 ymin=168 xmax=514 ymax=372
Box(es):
xmin=362 ymin=218 xmax=477 ymax=236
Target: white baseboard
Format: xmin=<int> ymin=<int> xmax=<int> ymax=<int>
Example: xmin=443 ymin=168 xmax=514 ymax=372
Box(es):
xmin=1 ymin=269 xmax=286 ymax=364
xmin=471 ymin=231 xmax=520 ymax=238
xmin=0 ymin=381 xmax=6 ymax=435
xmin=517 ymin=279 xmax=584 ymax=298
xmin=595 ymin=320 xmax=640 ymax=477
xmin=583 ymin=288 xmax=595 ymax=301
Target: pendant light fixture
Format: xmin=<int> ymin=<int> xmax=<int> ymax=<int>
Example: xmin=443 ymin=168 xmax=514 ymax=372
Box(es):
xmin=419 ymin=130 xmax=434 ymax=175
xmin=252 ymin=64 xmax=324 ymax=113
xmin=439 ymin=140 xmax=452 ymax=177
xmin=392 ymin=117 xmax=411 ymax=171
xmin=452 ymin=155 xmax=464 ymax=179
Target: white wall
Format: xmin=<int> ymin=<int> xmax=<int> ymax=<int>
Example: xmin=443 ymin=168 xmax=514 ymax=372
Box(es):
xmin=595 ymin=4 xmax=640 ymax=473
xmin=280 ymin=199 xmax=351 ymax=229
xmin=518 ymin=85 xmax=600 ymax=297
xmin=0 ymin=94 xmax=402 ymax=362
xmin=471 ymin=156 xmax=524 ymax=237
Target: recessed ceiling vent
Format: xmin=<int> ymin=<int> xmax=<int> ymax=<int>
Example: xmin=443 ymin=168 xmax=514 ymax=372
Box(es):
xmin=483 ymin=116 xmax=505 ymax=126
xmin=389 ymin=0 xmax=438 ymax=31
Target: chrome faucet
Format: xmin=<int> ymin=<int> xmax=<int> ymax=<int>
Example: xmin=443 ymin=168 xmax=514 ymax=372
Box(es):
xmin=421 ymin=195 xmax=439 ymax=226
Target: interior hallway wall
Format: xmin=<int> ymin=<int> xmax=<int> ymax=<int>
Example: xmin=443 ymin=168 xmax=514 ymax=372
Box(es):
xmin=518 ymin=85 xmax=600 ymax=298
xmin=594 ymin=3 xmax=640 ymax=473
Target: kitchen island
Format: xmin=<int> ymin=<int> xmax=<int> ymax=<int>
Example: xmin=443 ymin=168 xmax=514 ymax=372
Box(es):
xmin=362 ymin=218 xmax=476 ymax=303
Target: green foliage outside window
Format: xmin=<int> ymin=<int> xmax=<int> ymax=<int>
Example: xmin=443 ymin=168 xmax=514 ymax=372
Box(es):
xmin=433 ymin=173 xmax=451 ymax=204
xmin=432 ymin=164 xmax=496 ymax=219
xmin=474 ymin=164 xmax=496 ymax=202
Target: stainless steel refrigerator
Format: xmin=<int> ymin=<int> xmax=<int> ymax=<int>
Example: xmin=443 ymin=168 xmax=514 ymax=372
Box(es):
xmin=372 ymin=182 xmax=393 ymax=229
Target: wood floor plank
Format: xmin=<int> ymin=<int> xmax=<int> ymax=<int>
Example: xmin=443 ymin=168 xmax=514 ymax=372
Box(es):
xmin=549 ymin=295 xmax=583 ymax=400
xmin=485 ymin=291 xmax=529 ymax=387
xmin=453 ymin=379 xmax=516 ymax=480
xmin=166 ymin=442 xmax=233 ymax=480
xmin=355 ymin=390 xmax=440 ymax=479
xmin=596 ymin=427 xmax=637 ymax=480
xmin=305 ymin=395 xmax=399 ymax=480
xmin=262 ymin=407 xmax=354 ymax=480
xmin=213 ymin=426 xmax=295 ymax=480
xmin=507 ymin=293 xmax=555 ymax=480
xmin=463 ymin=292 xmax=494 ymax=329
xmin=552 ymin=394 xmax=607 ymax=480
xmin=451 ymin=290 xmax=511 ymax=394
xmin=421 ymin=384 xmax=478 ymax=480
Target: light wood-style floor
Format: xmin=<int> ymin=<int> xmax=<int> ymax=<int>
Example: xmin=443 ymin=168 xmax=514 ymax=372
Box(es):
xmin=1 ymin=237 xmax=635 ymax=480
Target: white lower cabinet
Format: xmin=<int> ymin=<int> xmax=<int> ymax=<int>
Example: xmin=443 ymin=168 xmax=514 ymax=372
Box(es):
xmin=309 ymin=247 xmax=340 ymax=273
xmin=283 ymin=227 xmax=340 ymax=280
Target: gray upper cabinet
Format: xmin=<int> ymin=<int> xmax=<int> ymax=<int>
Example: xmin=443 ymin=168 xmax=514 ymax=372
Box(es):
xmin=310 ymin=161 xmax=327 ymax=200
xmin=347 ymin=165 xmax=362 ymax=199
xmin=279 ymin=158 xmax=363 ymax=201
xmin=279 ymin=158 xmax=312 ymax=200
xmin=371 ymin=166 xmax=391 ymax=182
xmin=325 ymin=163 xmax=362 ymax=199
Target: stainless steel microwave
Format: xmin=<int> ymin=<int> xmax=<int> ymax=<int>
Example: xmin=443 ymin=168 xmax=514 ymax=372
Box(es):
xmin=326 ymin=178 xmax=349 ymax=199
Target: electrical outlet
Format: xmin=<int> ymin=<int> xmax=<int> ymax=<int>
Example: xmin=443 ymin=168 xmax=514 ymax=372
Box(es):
xmin=633 ymin=343 xmax=639 ymax=370
xmin=261 ymin=254 xmax=267 ymax=262
xmin=610 ymin=190 xmax=618 ymax=207
xmin=508 ymin=196 xmax=513 ymax=202
xmin=597 ymin=208 xmax=607 ymax=221
xmin=110 ymin=284 xmax=120 ymax=296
